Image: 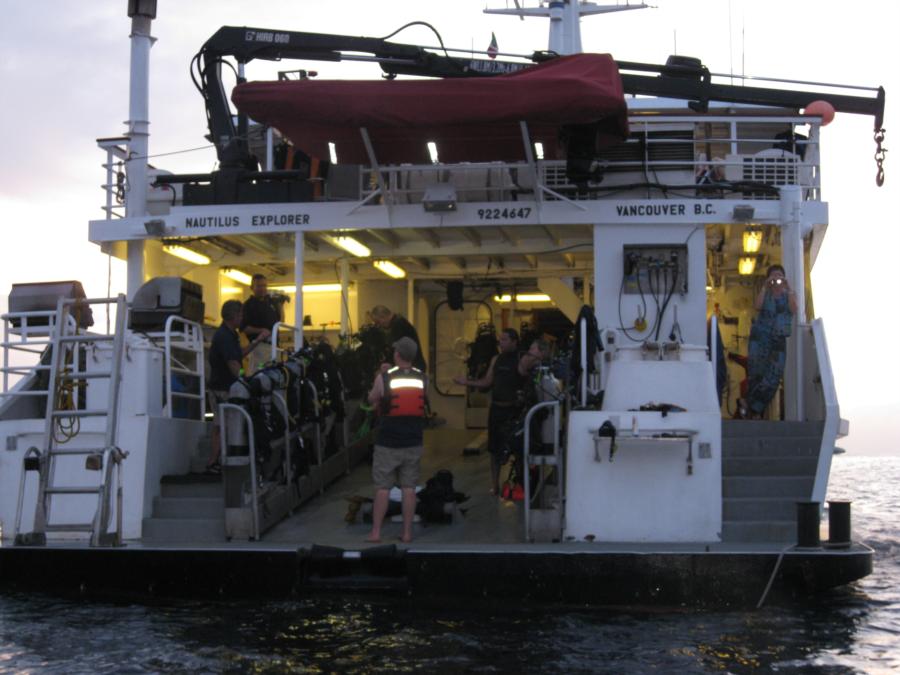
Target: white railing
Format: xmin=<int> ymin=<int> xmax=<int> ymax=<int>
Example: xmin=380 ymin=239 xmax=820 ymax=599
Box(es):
xmin=1 ymin=311 xmax=81 ymax=400
xmin=270 ymin=321 xmax=301 ymax=362
xmin=161 ymin=315 xmax=206 ymax=420
xmin=809 ymin=319 xmax=840 ymax=505
xmin=357 ymin=115 xmax=822 ymax=206
xmin=97 ymin=138 xmax=129 ymax=221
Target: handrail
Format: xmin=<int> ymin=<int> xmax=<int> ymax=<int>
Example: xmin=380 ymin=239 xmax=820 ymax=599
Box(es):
xmin=522 ymin=399 xmax=561 ymax=543
xmin=270 ymin=321 xmax=301 ymax=362
xmin=709 ymin=314 xmax=719 ymax=402
xmin=162 ymin=314 xmax=206 ymax=420
xmin=218 ymin=402 xmax=260 ymax=540
xmin=810 ymin=319 xmax=839 ymax=505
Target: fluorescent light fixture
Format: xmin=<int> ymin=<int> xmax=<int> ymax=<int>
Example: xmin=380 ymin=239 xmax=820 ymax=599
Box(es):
xmin=162 ymin=244 xmax=210 ymax=265
xmin=373 ymin=260 xmax=406 ymax=279
xmin=328 ymin=142 xmax=338 ymax=164
xmin=269 ymin=283 xmax=344 ymax=293
xmin=494 ymin=293 xmax=551 ymax=303
xmin=325 ymin=235 xmax=371 ymax=258
xmin=221 ymin=286 xmax=243 ymax=295
xmin=534 ymin=142 xmax=545 ymax=160
xmin=742 ymin=228 xmax=763 ymax=254
xmin=738 ymin=256 xmax=757 ymax=275
xmin=222 ymin=268 xmax=253 ymax=285
xmin=427 ymin=141 xmax=439 ymax=163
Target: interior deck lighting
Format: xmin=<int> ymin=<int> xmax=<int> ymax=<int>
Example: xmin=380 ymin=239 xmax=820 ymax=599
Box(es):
xmin=325 ymin=235 xmax=371 ymax=258
xmin=494 ymin=293 xmax=552 ymax=303
xmin=742 ymin=228 xmax=763 ymax=254
xmin=534 ymin=142 xmax=545 ymax=160
xmin=222 ymin=268 xmax=253 ymax=285
xmin=162 ymin=244 xmax=210 ymax=266
xmin=269 ymin=283 xmax=343 ymax=293
xmin=738 ymin=256 xmax=757 ymax=275
xmin=328 ymin=142 xmax=338 ymax=164
xmin=373 ymin=260 xmax=407 ymax=279
xmin=220 ymin=286 xmax=243 ymax=295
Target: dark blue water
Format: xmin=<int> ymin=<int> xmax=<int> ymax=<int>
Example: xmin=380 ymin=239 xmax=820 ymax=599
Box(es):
xmin=2 ymin=456 xmax=898 ymax=674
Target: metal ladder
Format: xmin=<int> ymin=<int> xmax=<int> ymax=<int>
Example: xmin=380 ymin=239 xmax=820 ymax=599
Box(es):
xmin=15 ymin=294 xmax=129 ymax=547
xmin=523 ymin=399 xmax=565 ymax=543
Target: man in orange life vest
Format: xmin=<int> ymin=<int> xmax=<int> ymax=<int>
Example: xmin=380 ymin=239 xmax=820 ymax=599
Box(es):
xmin=365 ymin=336 xmax=427 ymax=544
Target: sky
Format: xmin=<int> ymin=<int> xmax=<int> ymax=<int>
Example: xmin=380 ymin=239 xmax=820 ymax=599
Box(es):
xmin=0 ymin=0 xmax=898 ymax=454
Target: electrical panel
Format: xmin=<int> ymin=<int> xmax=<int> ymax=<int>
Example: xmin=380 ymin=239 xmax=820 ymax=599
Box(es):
xmin=622 ymin=244 xmax=688 ymax=295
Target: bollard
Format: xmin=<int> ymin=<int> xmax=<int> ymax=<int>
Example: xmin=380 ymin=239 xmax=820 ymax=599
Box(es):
xmin=796 ymin=501 xmax=821 ymax=548
xmin=827 ymin=500 xmax=852 ymax=548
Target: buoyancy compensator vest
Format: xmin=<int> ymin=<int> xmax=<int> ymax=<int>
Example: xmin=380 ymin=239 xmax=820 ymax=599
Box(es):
xmin=381 ymin=366 xmax=426 ymax=418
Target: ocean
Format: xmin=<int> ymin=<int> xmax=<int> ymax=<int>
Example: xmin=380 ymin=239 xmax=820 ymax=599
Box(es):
xmin=1 ymin=456 xmax=898 ymax=674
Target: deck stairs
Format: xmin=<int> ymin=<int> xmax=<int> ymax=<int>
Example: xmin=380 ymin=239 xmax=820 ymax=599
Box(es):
xmin=721 ymin=420 xmax=823 ymax=543
xmin=14 ymin=295 xmax=129 ymax=547
xmin=142 ymin=433 xmax=226 ymax=543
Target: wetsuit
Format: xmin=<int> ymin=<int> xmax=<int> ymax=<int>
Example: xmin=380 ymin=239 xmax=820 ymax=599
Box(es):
xmin=487 ymin=351 xmax=523 ymax=458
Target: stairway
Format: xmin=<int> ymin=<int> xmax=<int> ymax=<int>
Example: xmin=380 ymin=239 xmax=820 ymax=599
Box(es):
xmin=142 ymin=474 xmax=225 ymax=543
xmin=721 ymin=420 xmax=823 ymax=543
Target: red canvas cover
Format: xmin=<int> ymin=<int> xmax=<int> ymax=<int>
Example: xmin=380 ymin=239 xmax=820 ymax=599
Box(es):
xmin=232 ymin=53 xmax=628 ymax=165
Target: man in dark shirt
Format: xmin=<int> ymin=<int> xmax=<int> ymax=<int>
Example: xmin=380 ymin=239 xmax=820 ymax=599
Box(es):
xmin=205 ymin=299 xmax=269 ymax=473
xmin=371 ymin=305 xmax=426 ymax=372
xmin=454 ymin=328 xmax=533 ymax=496
xmin=365 ymin=337 xmax=426 ymax=544
xmin=241 ymin=274 xmax=278 ymax=343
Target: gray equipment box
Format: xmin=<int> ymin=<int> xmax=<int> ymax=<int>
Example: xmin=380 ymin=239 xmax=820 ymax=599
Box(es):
xmin=129 ymin=277 xmax=204 ymax=330
xmin=8 ymin=280 xmax=93 ymax=328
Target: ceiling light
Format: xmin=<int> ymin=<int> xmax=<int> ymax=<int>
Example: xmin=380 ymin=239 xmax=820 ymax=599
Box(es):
xmin=493 ymin=293 xmax=551 ymax=303
xmin=328 ymin=141 xmax=338 ymax=164
xmin=221 ymin=286 xmax=243 ymax=295
xmin=269 ymin=283 xmax=344 ymax=293
xmin=427 ymin=141 xmax=439 ymax=164
xmin=742 ymin=228 xmax=763 ymax=254
xmin=738 ymin=256 xmax=757 ymax=275
xmin=162 ymin=244 xmax=210 ymax=265
xmin=534 ymin=142 xmax=545 ymax=160
xmin=222 ymin=268 xmax=253 ymax=285
xmin=325 ymin=235 xmax=371 ymax=258
xmin=373 ymin=260 xmax=406 ymax=279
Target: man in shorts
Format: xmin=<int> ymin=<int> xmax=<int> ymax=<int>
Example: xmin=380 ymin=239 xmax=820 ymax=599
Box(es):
xmin=365 ymin=336 xmax=426 ymax=544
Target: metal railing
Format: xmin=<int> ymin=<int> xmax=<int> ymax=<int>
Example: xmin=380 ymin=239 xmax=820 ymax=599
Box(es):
xmin=218 ymin=402 xmax=261 ymax=541
xmin=522 ymin=399 xmax=562 ymax=543
xmin=161 ymin=315 xmax=205 ymax=420
xmin=270 ymin=321 xmax=301 ymax=362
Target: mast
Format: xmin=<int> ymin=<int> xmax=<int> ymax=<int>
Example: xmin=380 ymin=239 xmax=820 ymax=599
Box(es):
xmin=484 ymin=0 xmax=649 ymax=55
xmin=125 ymin=0 xmax=157 ymax=299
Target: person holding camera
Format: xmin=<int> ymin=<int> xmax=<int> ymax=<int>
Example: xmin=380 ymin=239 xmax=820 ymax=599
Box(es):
xmin=739 ymin=264 xmax=797 ymax=419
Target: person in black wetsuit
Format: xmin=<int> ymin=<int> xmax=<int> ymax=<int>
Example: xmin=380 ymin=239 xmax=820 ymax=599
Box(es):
xmin=371 ymin=305 xmax=426 ymax=372
xmin=454 ymin=328 xmax=533 ymax=496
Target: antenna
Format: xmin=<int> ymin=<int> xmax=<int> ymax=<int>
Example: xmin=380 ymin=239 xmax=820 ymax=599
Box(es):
xmin=484 ymin=1 xmax=651 ymax=55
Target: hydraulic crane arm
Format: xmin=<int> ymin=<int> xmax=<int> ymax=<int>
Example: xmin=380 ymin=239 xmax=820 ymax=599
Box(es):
xmin=196 ymin=25 xmax=886 ymax=170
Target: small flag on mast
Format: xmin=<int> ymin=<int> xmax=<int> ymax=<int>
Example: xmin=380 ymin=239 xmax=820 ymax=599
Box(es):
xmin=487 ymin=32 xmax=498 ymax=59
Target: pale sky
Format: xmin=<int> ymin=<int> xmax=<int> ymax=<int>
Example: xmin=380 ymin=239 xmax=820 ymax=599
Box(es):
xmin=1 ymin=0 xmax=898 ymax=453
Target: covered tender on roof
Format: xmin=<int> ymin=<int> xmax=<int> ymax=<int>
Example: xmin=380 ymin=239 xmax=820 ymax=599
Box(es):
xmin=232 ymin=53 xmax=629 ymax=165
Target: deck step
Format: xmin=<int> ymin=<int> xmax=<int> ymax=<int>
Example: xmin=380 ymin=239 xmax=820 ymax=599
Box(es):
xmin=722 ymin=457 xmax=819 ymax=477
xmin=721 ymin=436 xmax=820 ymax=459
xmin=721 ymin=420 xmax=823 ymax=439
xmin=722 ymin=476 xmax=813 ymax=499
xmin=723 ymin=497 xmax=800 ymax=521
xmin=721 ymin=520 xmax=796 ymax=543
xmin=152 ymin=496 xmax=225 ymax=519
xmin=142 ymin=517 xmax=226 ymax=543
xmin=160 ymin=474 xmax=222 ymax=498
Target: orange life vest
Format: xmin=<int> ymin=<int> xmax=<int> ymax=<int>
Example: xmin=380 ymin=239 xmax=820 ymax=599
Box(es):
xmin=382 ymin=366 xmax=426 ymax=417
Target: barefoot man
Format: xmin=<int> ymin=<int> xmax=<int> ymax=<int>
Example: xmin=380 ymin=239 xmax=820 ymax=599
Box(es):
xmin=366 ymin=337 xmax=426 ymax=544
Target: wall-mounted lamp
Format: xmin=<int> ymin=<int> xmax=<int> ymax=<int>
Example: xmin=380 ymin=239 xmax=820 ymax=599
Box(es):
xmin=732 ymin=205 xmax=755 ymax=221
xmin=423 ymin=184 xmax=457 ymax=213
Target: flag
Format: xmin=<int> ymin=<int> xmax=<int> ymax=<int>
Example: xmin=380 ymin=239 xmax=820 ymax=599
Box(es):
xmin=487 ymin=32 xmax=498 ymax=59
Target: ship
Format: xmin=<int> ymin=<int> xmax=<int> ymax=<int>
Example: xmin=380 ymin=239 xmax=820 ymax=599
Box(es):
xmin=0 ymin=0 xmax=888 ymax=607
